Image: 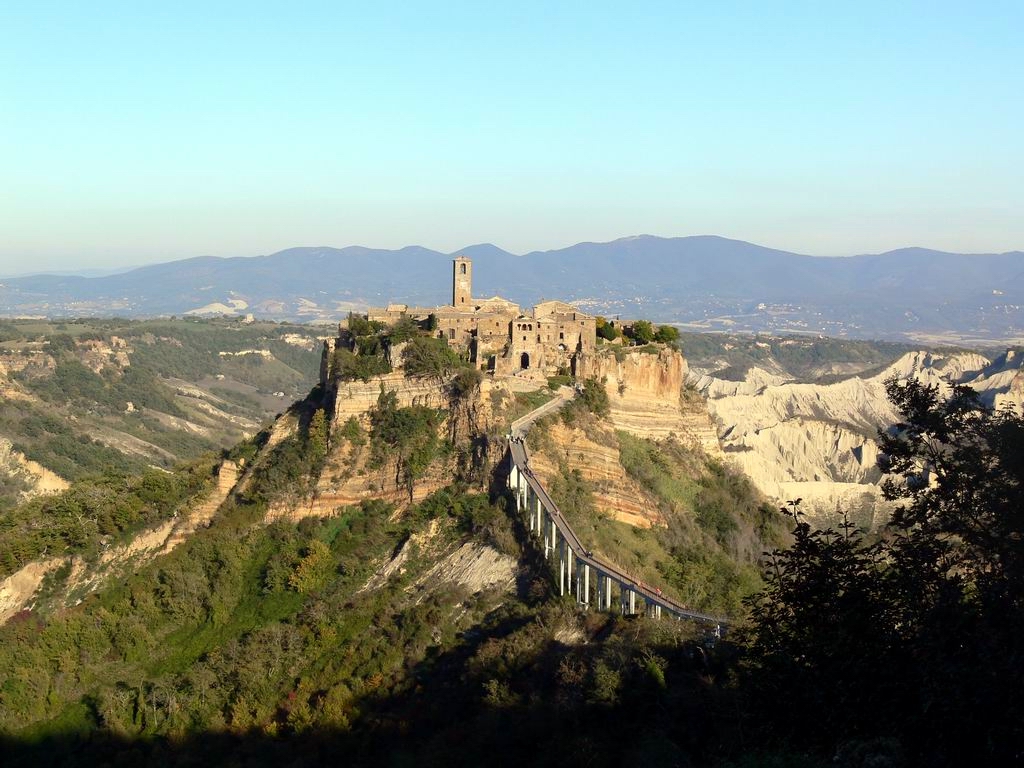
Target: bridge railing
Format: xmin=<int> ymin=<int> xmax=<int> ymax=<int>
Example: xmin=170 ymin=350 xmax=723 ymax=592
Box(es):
xmin=506 ymin=437 xmax=726 ymax=629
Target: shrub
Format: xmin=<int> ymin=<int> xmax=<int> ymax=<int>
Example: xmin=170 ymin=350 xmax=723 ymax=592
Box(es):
xmin=401 ymin=336 xmax=464 ymax=380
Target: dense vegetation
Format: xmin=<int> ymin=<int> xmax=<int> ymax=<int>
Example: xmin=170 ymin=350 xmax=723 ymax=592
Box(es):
xmin=0 ymin=459 xmax=216 ymax=579
xmin=0 ymin=400 xmax=148 ymax=482
xmin=0 ymin=317 xmax=323 ymax=511
xmin=740 ymin=378 xmax=1024 ymax=765
xmin=0 ymin=442 xmax=749 ymax=768
xmin=2 ymin=335 xmax=1020 ymax=767
xmin=368 ymin=389 xmax=447 ymax=501
xmin=541 ymin=427 xmax=781 ymax=616
xmin=596 ymin=316 xmax=680 ymax=346
xmin=558 ymin=376 xmax=610 ymax=424
xmin=329 ymin=314 xmax=476 ymax=386
xmin=8 ymin=317 xmax=322 ymax=387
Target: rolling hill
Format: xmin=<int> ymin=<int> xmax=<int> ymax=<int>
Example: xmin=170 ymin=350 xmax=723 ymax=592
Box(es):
xmin=2 ymin=236 xmax=1022 ymax=341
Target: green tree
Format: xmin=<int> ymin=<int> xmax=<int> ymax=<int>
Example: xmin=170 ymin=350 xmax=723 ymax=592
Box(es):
xmin=450 ymin=367 xmax=482 ymax=400
xmin=596 ymin=316 xmax=620 ymax=341
xmin=307 ymin=409 xmax=329 ymax=469
xmin=743 ymin=377 xmax=1024 ymax=764
xmin=387 ymin=316 xmax=420 ymax=343
xmin=578 ymin=377 xmax=610 ymax=417
xmin=369 ymin=389 xmax=444 ymax=501
xmin=348 ymin=313 xmax=380 ymax=335
xmin=743 ymin=507 xmax=897 ymax=751
xmin=653 ymin=324 xmax=679 ymax=345
xmin=401 ymin=336 xmax=464 ymax=380
xmin=331 ymin=348 xmax=391 ymax=381
xmin=628 ymin=320 xmax=654 ymax=344
xmin=288 ymin=539 xmax=335 ymax=593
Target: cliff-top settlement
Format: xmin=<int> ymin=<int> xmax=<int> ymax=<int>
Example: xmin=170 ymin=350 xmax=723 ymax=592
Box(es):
xmin=366 ymin=256 xmax=596 ymax=376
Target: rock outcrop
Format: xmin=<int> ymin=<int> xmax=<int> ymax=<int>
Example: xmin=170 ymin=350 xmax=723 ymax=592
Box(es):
xmin=274 ymin=343 xmax=721 ymax=528
xmin=269 ymin=376 xmax=514 ymax=522
xmin=327 ymin=373 xmax=451 ymax=429
xmin=0 ymin=460 xmax=239 ymax=623
xmin=694 ymin=350 xmax=1024 ymax=527
xmin=577 ymin=347 xmax=721 ymax=453
xmin=0 ymin=558 xmax=64 ymax=624
xmin=528 ymin=422 xmax=661 ymax=528
xmin=0 ymin=438 xmax=69 ymax=497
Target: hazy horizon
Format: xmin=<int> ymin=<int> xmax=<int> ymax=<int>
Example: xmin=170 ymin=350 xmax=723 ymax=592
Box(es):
xmin=5 ymin=232 xmax=1024 ymax=281
xmin=3 ymin=1 xmax=1021 ymax=274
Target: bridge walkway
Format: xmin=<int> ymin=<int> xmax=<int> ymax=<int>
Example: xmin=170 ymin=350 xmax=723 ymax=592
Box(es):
xmin=504 ymin=390 xmax=725 ymax=629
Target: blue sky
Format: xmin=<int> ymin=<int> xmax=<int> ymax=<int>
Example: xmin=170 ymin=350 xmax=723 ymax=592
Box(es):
xmin=1 ymin=1 xmax=1021 ymax=273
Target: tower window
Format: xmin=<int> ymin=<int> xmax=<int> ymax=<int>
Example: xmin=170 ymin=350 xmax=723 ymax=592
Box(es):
xmin=461 ymin=263 xmax=467 ymax=274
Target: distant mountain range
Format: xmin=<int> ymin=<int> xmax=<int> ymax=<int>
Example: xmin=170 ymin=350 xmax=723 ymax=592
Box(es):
xmin=2 ymin=236 xmax=1022 ymax=342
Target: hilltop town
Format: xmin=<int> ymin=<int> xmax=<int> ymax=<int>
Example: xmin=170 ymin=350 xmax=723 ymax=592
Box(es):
xmin=357 ymin=256 xmax=597 ymax=377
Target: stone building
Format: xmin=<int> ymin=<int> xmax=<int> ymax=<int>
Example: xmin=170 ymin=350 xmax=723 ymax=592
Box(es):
xmin=367 ymin=257 xmax=596 ymax=375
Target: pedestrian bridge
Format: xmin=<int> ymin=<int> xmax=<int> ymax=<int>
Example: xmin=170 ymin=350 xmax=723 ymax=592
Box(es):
xmin=506 ymin=437 xmax=726 ymax=631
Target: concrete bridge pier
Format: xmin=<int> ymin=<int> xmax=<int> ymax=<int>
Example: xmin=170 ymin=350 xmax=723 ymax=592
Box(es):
xmin=618 ymin=586 xmax=638 ymax=616
xmin=576 ymin=560 xmax=590 ymax=606
xmin=561 ymin=536 xmax=569 ymax=598
xmin=524 ymin=485 xmax=533 ymax=533
xmin=513 ymin=468 xmax=528 ymax=518
xmin=595 ymin=572 xmax=606 ymax=610
xmin=563 ymin=542 xmax=572 ymax=596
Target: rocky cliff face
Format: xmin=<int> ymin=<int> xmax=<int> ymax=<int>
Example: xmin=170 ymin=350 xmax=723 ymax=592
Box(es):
xmin=280 ymin=343 xmax=723 ymax=527
xmin=528 ymin=421 xmax=662 ymax=528
xmin=0 ymin=438 xmax=69 ymax=497
xmin=0 ymin=460 xmax=239 ymax=623
xmin=520 ymin=345 xmax=727 ymax=529
xmin=693 ymin=349 xmax=1024 ymax=527
xmin=576 ymin=347 xmax=720 ymax=453
xmin=327 ymin=373 xmax=450 ymax=428
xmin=270 ymin=376 xmax=512 ymax=522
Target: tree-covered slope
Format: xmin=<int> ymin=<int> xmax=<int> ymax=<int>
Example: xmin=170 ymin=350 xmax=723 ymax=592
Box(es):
xmin=0 ymin=346 xmax=790 ymax=766
xmin=0 ymin=317 xmax=325 ymax=513
xmin=0 ymin=388 xmax=760 ymax=767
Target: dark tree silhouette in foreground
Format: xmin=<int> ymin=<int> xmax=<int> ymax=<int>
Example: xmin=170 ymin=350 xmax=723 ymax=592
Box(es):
xmin=743 ymin=378 xmax=1024 ymax=766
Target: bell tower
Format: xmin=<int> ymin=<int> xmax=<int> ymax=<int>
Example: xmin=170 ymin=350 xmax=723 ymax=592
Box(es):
xmin=453 ymin=256 xmax=472 ymax=307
